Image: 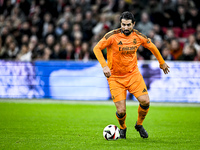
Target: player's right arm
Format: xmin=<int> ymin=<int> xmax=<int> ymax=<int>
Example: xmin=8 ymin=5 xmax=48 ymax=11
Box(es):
xmin=102 ymin=66 xmax=111 ymax=78
xmin=93 ymin=33 xmax=113 ymax=78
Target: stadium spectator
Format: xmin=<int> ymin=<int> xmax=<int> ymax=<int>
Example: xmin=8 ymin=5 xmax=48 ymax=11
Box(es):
xmin=0 ymin=34 xmax=15 ymax=59
xmin=161 ymin=45 xmax=174 ymax=60
xmin=45 ymin=34 xmax=55 ymax=50
xmin=195 ymin=24 xmax=200 ymax=45
xmin=90 ymin=4 xmax=99 ymax=22
xmin=20 ymin=21 xmax=31 ymax=37
xmin=137 ymin=46 xmax=152 ymax=60
xmin=59 ymin=42 xmax=75 ymax=60
xmin=20 ymin=34 xmax=29 ymax=46
xmin=73 ymin=11 xmax=83 ymax=25
xmin=79 ymin=0 xmax=91 ymax=14
xmin=74 ymin=38 xmax=82 ymax=60
xmin=11 ymin=28 xmax=21 ymax=48
xmin=60 ymin=35 xmax=69 ymax=50
xmin=42 ymin=13 xmax=54 ymax=38
xmin=188 ymin=6 xmax=200 ymax=29
xmin=56 ymin=21 xmax=71 ymax=37
xmin=144 ymin=0 xmax=163 ymax=25
xmin=178 ymin=45 xmax=197 ymax=61
xmin=129 ymin=1 xmax=144 ymax=22
xmin=70 ymin=23 xmax=82 ymax=41
xmin=92 ymin=13 xmax=111 ymax=35
xmin=4 ymin=41 xmax=19 ymax=59
xmin=90 ymin=40 xmax=100 ymax=60
xmin=164 ymin=28 xmax=176 ymax=40
xmin=153 ymin=24 xmax=165 ymax=39
xmin=3 ymin=0 xmax=14 ymax=16
xmin=0 ymin=0 xmax=199 ymax=61
xmin=183 ymin=34 xmax=200 ymax=54
xmin=162 ymin=0 xmax=176 ymax=12
xmin=42 ymin=47 xmax=51 ymax=60
xmin=110 ymin=13 xmax=121 ymax=30
xmin=0 ymin=36 xmax=1 ymax=53
xmin=117 ymin=0 xmax=126 ymax=13
xmin=147 ymin=0 xmax=162 ymax=13
xmin=53 ymin=0 xmax=66 ymax=18
xmin=194 ymin=31 xmax=200 ymax=58
xmin=32 ymin=41 xmax=45 ymax=61
xmin=43 ymin=23 xmax=56 ymax=40
xmin=174 ymin=5 xmax=191 ymax=29
xmin=30 ymin=24 xmax=40 ymax=39
xmin=135 ymin=11 xmax=153 ymax=36
xmin=148 ymin=29 xmax=162 ymax=43
xmin=80 ymin=42 xmax=91 ymax=61
xmin=50 ymin=42 xmax=61 ymax=60
xmin=82 ymin=11 xmax=97 ymax=41
xmin=16 ymin=44 xmax=29 ymax=61
xmin=169 ymin=38 xmax=183 ymax=60
xmin=17 ymin=42 xmax=33 ymax=61
xmin=0 ymin=14 xmax=5 ymax=28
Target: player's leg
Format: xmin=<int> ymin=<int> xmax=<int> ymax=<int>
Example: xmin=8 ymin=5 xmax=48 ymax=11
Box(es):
xmin=115 ymin=100 xmax=127 ymax=139
xmin=128 ymin=73 xmax=149 ymax=138
xmin=136 ymin=94 xmax=150 ymax=126
xmin=134 ymin=94 xmax=149 ymax=138
xmin=107 ymin=77 xmax=127 ymax=139
xmin=115 ymin=100 xmax=126 ymax=129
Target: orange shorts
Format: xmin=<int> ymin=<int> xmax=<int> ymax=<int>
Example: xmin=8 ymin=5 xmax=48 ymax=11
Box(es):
xmin=107 ymin=70 xmax=148 ymax=103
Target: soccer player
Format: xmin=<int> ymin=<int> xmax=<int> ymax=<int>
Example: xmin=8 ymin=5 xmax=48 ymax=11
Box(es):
xmin=93 ymin=11 xmax=170 ymax=139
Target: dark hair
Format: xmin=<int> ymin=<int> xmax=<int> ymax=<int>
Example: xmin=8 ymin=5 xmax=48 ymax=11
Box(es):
xmin=120 ymin=11 xmax=135 ymax=23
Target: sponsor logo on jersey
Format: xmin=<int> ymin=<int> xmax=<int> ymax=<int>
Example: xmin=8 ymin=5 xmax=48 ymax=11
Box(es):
xmin=119 ymin=46 xmax=137 ymax=51
xmin=119 ymin=46 xmax=137 ymax=54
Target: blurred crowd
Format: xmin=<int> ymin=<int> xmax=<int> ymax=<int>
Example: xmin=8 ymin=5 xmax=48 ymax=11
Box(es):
xmin=0 ymin=0 xmax=200 ymax=62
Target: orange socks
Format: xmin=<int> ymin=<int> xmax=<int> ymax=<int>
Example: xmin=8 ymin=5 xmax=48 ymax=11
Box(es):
xmin=116 ymin=112 xmax=127 ymax=129
xmin=137 ymin=104 xmax=149 ymax=125
xmin=116 ymin=104 xmax=149 ymax=128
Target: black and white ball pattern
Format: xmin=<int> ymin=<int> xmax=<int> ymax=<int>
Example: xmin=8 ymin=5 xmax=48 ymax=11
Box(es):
xmin=103 ymin=125 xmax=120 ymax=140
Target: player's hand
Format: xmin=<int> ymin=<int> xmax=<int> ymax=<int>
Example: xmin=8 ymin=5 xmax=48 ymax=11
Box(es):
xmin=103 ymin=66 xmax=111 ymax=78
xmin=160 ymin=63 xmax=170 ymax=74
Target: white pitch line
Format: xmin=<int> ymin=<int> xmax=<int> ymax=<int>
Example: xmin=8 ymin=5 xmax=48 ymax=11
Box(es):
xmin=0 ymin=99 xmax=200 ymax=107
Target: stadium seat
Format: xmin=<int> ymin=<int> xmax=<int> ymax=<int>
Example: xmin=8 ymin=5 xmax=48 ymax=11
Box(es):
xmin=161 ymin=27 xmax=182 ymax=38
xmin=181 ymin=28 xmax=196 ymax=38
xmin=172 ymin=27 xmax=182 ymax=38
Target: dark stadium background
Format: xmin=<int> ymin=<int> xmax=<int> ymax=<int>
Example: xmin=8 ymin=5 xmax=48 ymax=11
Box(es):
xmin=0 ymin=0 xmax=200 ymax=102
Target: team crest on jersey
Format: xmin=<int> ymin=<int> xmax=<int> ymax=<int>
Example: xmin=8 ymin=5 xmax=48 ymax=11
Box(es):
xmin=133 ymin=39 xmax=137 ymax=44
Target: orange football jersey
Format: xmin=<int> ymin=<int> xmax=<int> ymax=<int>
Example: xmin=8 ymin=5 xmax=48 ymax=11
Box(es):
xmin=93 ymin=28 xmax=165 ymax=76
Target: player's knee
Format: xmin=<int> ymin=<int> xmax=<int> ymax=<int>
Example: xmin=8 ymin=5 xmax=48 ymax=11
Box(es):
xmin=117 ymin=108 xmax=126 ymax=116
xmin=138 ymin=95 xmax=150 ymax=106
xmin=140 ymin=98 xmax=150 ymax=106
xmin=143 ymin=100 xmax=150 ymax=106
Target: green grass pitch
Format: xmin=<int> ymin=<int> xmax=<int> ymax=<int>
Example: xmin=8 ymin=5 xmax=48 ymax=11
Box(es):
xmin=0 ymin=100 xmax=200 ymax=150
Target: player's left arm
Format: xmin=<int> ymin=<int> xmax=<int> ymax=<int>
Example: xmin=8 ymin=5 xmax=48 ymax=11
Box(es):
xmin=159 ymin=62 xmax=170 ymax=74
xmin=143 ymin=38 xmax=170 ymax=74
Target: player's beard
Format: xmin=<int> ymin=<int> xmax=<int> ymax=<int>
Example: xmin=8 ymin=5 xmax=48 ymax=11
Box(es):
xmin=122 ymin=29 xmax=133 ymax=36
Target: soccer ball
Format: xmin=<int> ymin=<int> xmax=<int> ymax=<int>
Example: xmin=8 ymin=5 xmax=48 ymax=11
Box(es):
xmin=103 ymin=124 xmax=120 ymax=140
